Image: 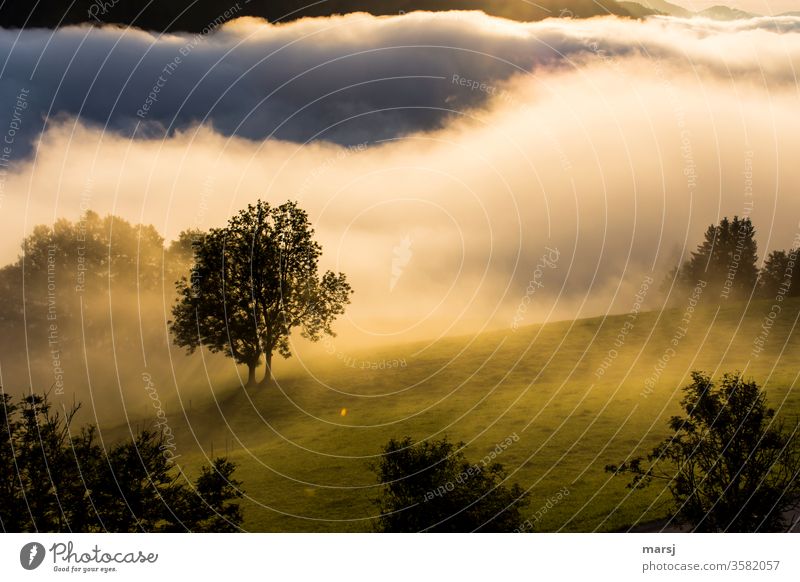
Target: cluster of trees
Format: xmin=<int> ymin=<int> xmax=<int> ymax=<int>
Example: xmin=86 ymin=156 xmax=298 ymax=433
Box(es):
xmin=369 ymin=372 xmax=800 ymax=533
xmin=0 ymin=391 xmax=243 ymax=532
xmin=0 ymin=213 xmax=202 ymax=421
xmin=0 ymin=211 xmax=195 ymax=346
xmin=4 ymin=375 xmax=797 ymax=533
xmin=0 ymin=198 xmax=351 ymax=399
xmin=608 ymin=372 xmax=800 ymax=532
xmin=667 ymin=216 xmax=800 ymax=302
xmin=373 ymin=373 xmax=800 ymax=533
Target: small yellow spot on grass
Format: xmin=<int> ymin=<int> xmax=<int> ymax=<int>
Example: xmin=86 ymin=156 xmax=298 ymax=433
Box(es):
xmin=340 ymin=408 xmax=348 ymax=417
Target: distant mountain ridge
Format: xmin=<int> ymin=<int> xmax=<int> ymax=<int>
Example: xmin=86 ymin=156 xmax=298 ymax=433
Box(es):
xmin=0 ymin=0 xmax=780 ymax=32
xmin=698 ymin=5 xmax=756 ymax=20
xmin=0 ymin=0 xmax=644 ymax=32
xmin=617 ymin=1 xmax=662 ymax=17
xmin=632 ymin=0 xmax=691 ymax=17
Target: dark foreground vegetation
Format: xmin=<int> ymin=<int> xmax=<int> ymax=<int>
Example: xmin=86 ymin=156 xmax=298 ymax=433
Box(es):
xmin=371 ymin=436 xmax=530 ymax=532
xmin=0 ymin=391 xmax=243 ymax=532
xmin=608 ymin=373 xmax=800 ymax=532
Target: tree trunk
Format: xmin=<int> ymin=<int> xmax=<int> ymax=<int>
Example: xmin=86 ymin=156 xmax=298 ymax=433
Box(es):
xmin=260 ymin=352 xmax=275 ymax=387
xmin=246 ymin=363 xmax=257 ymax=387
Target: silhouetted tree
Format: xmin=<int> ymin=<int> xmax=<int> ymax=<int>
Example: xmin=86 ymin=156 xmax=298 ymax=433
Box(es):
xmin=0 ymin=393 xmax=96 ymax=531
xmin=758 ymin=249 xmax=800 ymax=299
xmin=90 ymin=429 xmax=188 ymax=532
xmin=175 ymin=459 xmax=244 ymax=532
xmin=0 ymin=212 xmax=196 ymax=338
xmin=372 ymin=436 xmax=529 ymax=532
xmin=0 ymin=390 xmax=244 ymax=532
xmin=607 ymin=372 xmax=800 ymax=532
xmin=669 ymin=217 xmax=758 ymax=301
xmin=170 ymin=200 xmax=352 ymax=387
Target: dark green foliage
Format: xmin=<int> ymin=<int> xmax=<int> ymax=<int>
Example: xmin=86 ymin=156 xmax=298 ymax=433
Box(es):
xmin=0 ymin=391 xmax=243 ymax=533
xmin=607 ymin=372 xmax=800 ymax=532
xmin=0 ymin=214 xmax=203 ymax=420
xmin=669 ymin=216 xmax=758 ymax=301
xmin=372 ymin=436 xmax=529 ymax=532
xmin=662 ymin=216 xmax=800 ymax=303
xmin=90 ymin=430 xmax=188 ymax=532
xmin=0 ymin=212 xmax=196 ymax=345
xmin=170 ymin=200 xmax=352 ymax=386
xmin=0 ymin=393 xmax=99 ymax=532
xmin=177 ymin=459 xmax=244 ymax=532
xmin=758 ymin=249 xmax=800 ymax=299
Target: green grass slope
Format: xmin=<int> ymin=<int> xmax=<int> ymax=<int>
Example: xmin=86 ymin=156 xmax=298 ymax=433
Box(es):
xmin=146 ymin=298 xmax=800 ymax=532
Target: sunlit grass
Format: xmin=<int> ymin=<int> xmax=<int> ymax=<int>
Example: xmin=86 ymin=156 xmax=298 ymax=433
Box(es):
xmin=146 ymin=298 xmax=800 ymax=531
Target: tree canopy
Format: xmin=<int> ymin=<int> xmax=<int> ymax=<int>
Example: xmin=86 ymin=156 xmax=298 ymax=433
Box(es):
xmin=170 ymin=200 xmax=352 ymax=387
xmin=0 ymin=390 xmax=243 ymax=532
xmin=758 ymin=249 xmax=800 ymax=299
xmin=607 ymin=372 xmax=800 ymax=532
xmin=670 ymin=216 xmax=758 ymax=301
xmin=372 ymin=436 xmax=530 ymax=532
xmin=663 ymin=216 xmax=800 ymax=303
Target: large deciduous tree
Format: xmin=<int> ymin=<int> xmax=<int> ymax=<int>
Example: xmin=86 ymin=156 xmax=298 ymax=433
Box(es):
xmin=607 ymin=372 xmax=800 ymax=532
xmin=170 ymin=200 xmax=352 ymax=387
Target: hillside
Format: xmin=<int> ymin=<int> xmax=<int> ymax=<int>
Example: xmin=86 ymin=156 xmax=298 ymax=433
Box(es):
xmin=128 ymin=298 xmax=800 ymax=532
xmin=699 ymin=5 xmax=756 ymax=19
xmin=631 ymin=0 xmax=692 ymax=17
xmin=0 ymin=0 xmax=647 ymax=31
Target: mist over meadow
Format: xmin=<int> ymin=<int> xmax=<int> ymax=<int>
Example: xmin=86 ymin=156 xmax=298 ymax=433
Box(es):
xmin=1 ymin=10 xmax=800 ymax=420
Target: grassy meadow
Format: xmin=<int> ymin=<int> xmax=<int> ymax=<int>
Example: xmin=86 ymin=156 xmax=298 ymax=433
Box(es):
xmin=123 ymin=298 xmax=800 ymax=532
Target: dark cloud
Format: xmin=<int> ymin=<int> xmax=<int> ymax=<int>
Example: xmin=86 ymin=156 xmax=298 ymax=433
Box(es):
xmin=0 ymin=14 xmax=539 ymax=157
xmin=3 ymin=12 xmax=798 ymax=161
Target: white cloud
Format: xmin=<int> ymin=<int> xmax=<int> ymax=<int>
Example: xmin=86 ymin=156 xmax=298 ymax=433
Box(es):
xmin=1 ymin=11 xmax=798 ymax=154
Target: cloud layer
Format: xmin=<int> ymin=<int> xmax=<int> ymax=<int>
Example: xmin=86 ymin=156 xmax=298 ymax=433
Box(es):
xmin=1 ymin=11 xmax=799 ymax=156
